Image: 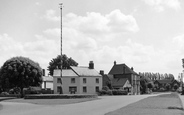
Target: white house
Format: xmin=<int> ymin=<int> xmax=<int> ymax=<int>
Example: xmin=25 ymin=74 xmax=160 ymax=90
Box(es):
xmin=42 ymin=76 xmax=53 ymax=90
xmin=53 ymin=61 xmax=102 ymax=94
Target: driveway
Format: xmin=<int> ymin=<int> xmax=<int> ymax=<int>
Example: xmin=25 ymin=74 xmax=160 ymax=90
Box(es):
xmin=0 ymin=94 xmax=156 ymax=115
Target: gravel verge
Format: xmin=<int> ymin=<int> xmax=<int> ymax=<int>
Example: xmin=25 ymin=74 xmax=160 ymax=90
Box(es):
xmin=105 ymin=93 xmax=184 ymax=115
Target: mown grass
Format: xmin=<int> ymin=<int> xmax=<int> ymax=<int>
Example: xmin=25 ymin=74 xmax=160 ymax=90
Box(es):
xmin=3 ymin=97 xmax=99 ymax=105
xmin=106 ymin=93 xmax=184 ymax=115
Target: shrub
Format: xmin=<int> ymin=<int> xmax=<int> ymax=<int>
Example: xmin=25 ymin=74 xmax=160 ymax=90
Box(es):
xmin=102 ymin=86 xmax=110 ymax=91
xmin=106 ymin=90 xmax=113 ymax=95
xmin=118 ymin=89 xmax=128 ymax=95
xmin=9 ymin=87 xmax=21 ymax=94
xmin=112 ymin=89 xmax=118 ymax=95
xmin=98 ymin=89 xmax=128 ymax=96
xmin=174 ymin=84 xmax=179 ymax=91
xmin=1 ymin=92 xmax=9 ymax=95
xmin=98 ymin=90 xmax=108 ymax=95
xmin=112 ymin=89 xmax=128 ymax=95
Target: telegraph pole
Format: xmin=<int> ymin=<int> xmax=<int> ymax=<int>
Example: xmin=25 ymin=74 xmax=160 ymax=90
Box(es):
xmin=59 ymin=3 xmax=63 ymax=94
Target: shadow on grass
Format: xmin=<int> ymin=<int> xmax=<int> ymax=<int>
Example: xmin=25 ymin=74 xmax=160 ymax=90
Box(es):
xmin=168 ymin=106 xmax=184 ymax=111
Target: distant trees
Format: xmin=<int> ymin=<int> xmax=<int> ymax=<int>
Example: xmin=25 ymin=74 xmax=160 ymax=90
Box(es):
xmin=139 ymin=72 xmax=174 ymax=81
xmin=0 ymin=56 xmax=43 ymax=97
xmin=47 ymin=55 xmax=78 ymax=76
xmin=139 ymin=72 xmax=175 ymax=93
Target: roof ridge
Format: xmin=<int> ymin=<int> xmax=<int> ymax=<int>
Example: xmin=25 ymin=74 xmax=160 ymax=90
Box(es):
xmin=71 ymin=66 xmax=88 ymax=68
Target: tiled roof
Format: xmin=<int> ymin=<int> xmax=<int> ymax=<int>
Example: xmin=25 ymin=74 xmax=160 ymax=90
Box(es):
xmin=71 ymin=66 xmax=102 ymax=77
xmin=108 ymin=64 xmax=137 ymax=75
xmin=53 ymin=69 xmax=78 ymax=77
xmin=154 ymin=79 xmax=173 ymax=84
xmin=112 ymin=78 xmax=130 ymax=87
xmin=102 ymin=75 xmax=111 ymax=81
xmin=107 ymin=74 xmax=114 ymax=81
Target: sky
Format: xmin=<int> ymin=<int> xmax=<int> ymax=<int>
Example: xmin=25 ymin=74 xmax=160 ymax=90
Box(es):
xmin=0 ymin=0 xmax=184 ymax=78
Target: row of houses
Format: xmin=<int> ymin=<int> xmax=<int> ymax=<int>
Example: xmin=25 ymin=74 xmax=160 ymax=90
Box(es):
xmin=42 ymin=61 xmax=141 ymax=95
xmin=154 ymin=79 xmax=180 ymax=90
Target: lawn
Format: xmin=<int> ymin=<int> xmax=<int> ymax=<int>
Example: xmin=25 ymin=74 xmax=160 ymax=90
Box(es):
xmin=106 ymin=93 xmax=184 ymax=115
xmin=2 ymin=97 xmax=99 ymax=105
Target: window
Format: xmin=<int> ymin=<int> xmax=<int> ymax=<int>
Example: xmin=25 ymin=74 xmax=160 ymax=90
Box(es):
xmin=57 ymin=86 xmax=62 ymax=93
xmin=69 ymin=87 xmax=77 ymax=94
xmin=96 ymin=78 xmax=99 ymax=84
xmin=83 ymin=78 xmax=86 ymax=84
xmin=96 ymin=86 xmax=99 ymax=92
xmin=83 ymin=87 xmax=87 ymax=93
xmin=57 ymin=78 xmax=62 ymax=84
xmin=71 ymin=78 xmax=75 ymax=83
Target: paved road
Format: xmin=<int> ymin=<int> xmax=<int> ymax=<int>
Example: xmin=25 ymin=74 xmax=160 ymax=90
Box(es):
xmin=0 ymin=94 xmax=157 ymax=115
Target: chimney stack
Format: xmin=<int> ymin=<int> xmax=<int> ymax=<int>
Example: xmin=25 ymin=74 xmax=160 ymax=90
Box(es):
xmin=42 ymin=69 xmax=45 ymax=76
xmin=114 ymin=61 xmax=116 ymax=65
xmin=131 ymin=67 xmax=134 ymax=71
xmin=89 ymin=61 xmax=94 ymax=69
xmin=100 ymin=70 xmax=104 ymax=75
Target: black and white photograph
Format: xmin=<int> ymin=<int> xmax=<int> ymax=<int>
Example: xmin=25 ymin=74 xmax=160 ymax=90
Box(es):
xmin=0 ymin=0 xmax=184 ymax=115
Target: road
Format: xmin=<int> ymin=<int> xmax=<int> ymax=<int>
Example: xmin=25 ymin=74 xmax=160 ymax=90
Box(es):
xmin=0 ymin=94 xmax=157 ymax=115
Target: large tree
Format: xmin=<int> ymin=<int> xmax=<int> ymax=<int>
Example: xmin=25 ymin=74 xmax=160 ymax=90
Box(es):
xmin=48 ymin=54 xmax=78 ymax=76
xmin=0 ymin=56 xmax=43 ymax=97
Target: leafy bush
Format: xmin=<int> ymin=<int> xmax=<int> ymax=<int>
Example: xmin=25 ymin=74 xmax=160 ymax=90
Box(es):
xmin=102 ymin=86 xmax=110 ymax=91
xmin=98 ymin=89 xmax=127 ymax=96
xmin=9 ymin=87 xmax=21 ymax=94
xmin=112 ymin=89 xmax=127 ymax=95
xmin=1 ymin=92 xmax=9 ymax=95
xmin=173 ymin=84 xmax=179 ymax=91
xmin=106 ymin=90 xmax=113 ymax=95
xmin=24 ymin=86 xmax=42 ymax=95
xmin=98 ymin=90 xmax=109 ymax=95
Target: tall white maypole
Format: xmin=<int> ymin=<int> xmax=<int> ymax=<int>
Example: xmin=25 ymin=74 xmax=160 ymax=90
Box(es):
xmin=59 ymin=3 xmax=63 ymax=94
xmin=59 ymin=3 xmax=63 ymax=78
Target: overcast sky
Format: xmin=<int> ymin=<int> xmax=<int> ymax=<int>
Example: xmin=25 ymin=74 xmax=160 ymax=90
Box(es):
xmin=0 ymin=0 xmax=184 ymax=78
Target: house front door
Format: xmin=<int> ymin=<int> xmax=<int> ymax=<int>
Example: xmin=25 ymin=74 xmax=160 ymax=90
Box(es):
xmin=69 ymin=87 xmax=77 ymax=94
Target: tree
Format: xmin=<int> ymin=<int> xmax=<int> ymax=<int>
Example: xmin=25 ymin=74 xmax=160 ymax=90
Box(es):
xmin=165 ymin=83 xmax=171 ymax=91
xmin=48 ymin=54 xmax=78 ymax=76
xmin=0 ymin=56 xmax=43 ymax=97
xmin=140 ymin=78 xmax=147 ymax=94
xmin=147 ymin=82 xmax=154 ymax=89
xmin=173 ymin=84 xmax=179 ymax=91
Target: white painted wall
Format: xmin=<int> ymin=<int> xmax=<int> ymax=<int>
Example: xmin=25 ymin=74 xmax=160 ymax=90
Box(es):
xmin=42 ymin=81 xmax=53 ymax=90
xmin=53 ymin=76 xmax=102 ymax=94
xmin=79 ymin=77 xmax=102 ymax=94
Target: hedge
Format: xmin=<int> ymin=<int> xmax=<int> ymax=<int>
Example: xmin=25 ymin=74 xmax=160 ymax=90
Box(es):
xmin=24 ymin=94 xmax=98 ymax=99
xmin=98 ymin=89 xmax=128 ymax=96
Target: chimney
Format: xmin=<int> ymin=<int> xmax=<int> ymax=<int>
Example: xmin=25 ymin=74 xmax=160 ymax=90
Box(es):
xmin=89 ymin=61 xmax=94 ymax=69
xmin=100 ymin=70 xmax=104 ymax=75
xmin=42 ymin=69 xmax=45 ymax=76
xmin=114 ymin=61 xmax=116 ymax=65
xmin=131 ymin=67 xmax=134 ymax=71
